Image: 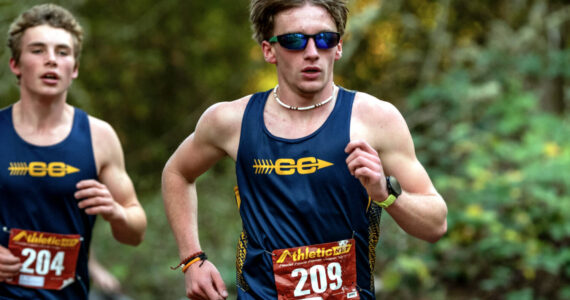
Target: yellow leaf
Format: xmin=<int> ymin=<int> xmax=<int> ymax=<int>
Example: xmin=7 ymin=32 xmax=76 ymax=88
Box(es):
xmin=466 ymin=204 xmax=483 ymax=217
xmin=543 ymin=142 xmax=560 ymax=158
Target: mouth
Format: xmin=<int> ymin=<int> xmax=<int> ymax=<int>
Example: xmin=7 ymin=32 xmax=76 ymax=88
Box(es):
xmin=301 ymin=67 xmax=322 ymax=80
xmin=302 ymin=66 xmax=321 ymax=74
xmin=41 ymin=72 xmax=60 ymax=80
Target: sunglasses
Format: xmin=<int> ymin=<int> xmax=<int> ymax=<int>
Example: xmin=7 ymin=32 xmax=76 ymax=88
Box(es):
xmin=268 ymin=32 xmax=340 ymax=50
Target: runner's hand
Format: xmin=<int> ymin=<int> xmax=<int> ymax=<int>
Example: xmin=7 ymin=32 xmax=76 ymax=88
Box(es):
xmin=185 ymin=260 xmax=228 ymax=300
xmin=75 ymin=179 xmax=126 ymax=223
xmin=0 ymin=245 xmax=21 ymax=282
xmin=345 ymin=140 xmax=389 ymax=201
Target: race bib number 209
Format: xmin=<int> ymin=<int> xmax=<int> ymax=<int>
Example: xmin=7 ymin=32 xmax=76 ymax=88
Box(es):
xmin=272 ymin=239 xmax=359 ymax=300
xmin=6 ymin=228 xmax=81 ymax=290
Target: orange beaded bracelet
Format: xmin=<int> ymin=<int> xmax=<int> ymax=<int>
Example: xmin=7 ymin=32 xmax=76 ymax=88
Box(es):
xmin=181 ymin=253 xmax=208 ymax=273
xmin=170 ymin=251 xmax=204 ymax=270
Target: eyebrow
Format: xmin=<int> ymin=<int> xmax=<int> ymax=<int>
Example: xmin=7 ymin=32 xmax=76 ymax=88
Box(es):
xmin=26 ymin=42 xmax=72 ymax=49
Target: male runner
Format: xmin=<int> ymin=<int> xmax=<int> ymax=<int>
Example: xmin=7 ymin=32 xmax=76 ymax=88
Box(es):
xmin=162 ymin=0 xmax=447 ymax=299
xmin=0 ymin=4 xmax=147 ymax=299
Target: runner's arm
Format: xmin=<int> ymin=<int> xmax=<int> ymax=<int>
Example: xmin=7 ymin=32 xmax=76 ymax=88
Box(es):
xmin=75 ymin=118 xmax=147 ymax=246
xmin=347 ymin=96 xmax=447 ymax=242
xmin=162 ymin=103 xmax=235 ymax=299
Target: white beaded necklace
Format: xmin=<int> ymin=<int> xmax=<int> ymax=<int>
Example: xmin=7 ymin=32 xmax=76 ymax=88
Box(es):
xmin=273 ymin=83 xmax=336 ymax=111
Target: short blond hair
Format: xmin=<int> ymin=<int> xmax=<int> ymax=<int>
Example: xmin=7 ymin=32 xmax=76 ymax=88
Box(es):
xmin=249 ymin=0 xmax=349 ymax=44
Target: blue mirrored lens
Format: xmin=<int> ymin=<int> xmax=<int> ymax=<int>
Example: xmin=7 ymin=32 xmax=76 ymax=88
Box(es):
xmin=314 ymin=32 xmax=340 ymax=49
xmin=275 ymin=32 xmax=340 ymax=50
xmin=278 ymin=33 xmax=308 ymax=50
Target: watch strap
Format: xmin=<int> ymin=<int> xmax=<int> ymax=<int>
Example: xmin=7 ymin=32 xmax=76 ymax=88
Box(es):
xmin=374 ymin=194 xmax=397 ymax=209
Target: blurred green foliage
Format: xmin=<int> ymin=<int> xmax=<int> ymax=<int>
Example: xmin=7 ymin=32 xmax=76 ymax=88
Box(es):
xmin=0 ymin=0 xmax=568 ymax=299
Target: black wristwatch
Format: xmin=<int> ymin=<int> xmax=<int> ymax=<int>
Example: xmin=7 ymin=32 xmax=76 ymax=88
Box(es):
xmin=377 ymin=176 xmax=401 ymax=208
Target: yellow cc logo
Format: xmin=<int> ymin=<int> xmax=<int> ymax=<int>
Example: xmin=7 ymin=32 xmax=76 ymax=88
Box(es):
xmin=253 ymin=157 xmax=333 ymax=175
xmin=9 ymin=162 xmax=80 ymax=177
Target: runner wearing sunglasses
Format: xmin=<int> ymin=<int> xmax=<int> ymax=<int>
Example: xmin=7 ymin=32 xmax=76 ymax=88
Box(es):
xmin=162 ymin=1 xmax=448 ymax=299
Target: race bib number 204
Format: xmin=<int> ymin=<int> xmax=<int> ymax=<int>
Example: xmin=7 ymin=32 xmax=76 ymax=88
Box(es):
xmin=272 ymin=239 xmax=359 ymax=300
xmin=6 ymin=228 xmax=81 ymax=290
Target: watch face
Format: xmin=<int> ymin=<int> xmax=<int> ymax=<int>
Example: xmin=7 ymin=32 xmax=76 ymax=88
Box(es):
xmin=388 ymin=176 xmax=402 ymax=196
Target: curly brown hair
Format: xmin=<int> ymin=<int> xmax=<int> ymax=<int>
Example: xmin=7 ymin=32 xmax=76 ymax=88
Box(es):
xmin=7 ymin=3 xmax=83 ymax=64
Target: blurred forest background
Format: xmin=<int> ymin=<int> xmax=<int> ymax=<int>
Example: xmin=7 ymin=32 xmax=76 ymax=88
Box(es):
xmin=1 ymin=0 xmax=569 ymax=299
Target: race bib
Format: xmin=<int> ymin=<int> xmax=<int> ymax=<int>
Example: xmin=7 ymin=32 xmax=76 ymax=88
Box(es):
xmin=6 ymin=228 xmax=81 ymax=290
xmin=272 ymin=239 xmax=359 ymax=300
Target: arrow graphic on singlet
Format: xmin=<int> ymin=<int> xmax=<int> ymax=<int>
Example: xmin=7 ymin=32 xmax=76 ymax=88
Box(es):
xmin=7 ymin=162 xmax=28 ymax=175
xmin=8 ymin=162 xmax=80 ymax=176
xmin=253 ymin=158 xmax=333 ymax=175
xmin=311 ymin=160 xmax=333 ymax=169
xmin=65 ymin=165 xmax=80 ymax=174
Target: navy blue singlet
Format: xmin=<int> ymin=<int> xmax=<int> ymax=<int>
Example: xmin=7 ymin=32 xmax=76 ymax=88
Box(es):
xmin=235 ymin=87 xmax=382 ymax=299
xmin=0 ymin=106 xmax=97 ymax=299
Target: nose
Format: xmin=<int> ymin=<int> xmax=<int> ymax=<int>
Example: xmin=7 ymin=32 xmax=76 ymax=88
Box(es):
xmin=303 ymin=37 xmax=319 ymax=59
xmin=45 ymin=50 xmax=57 ymax=66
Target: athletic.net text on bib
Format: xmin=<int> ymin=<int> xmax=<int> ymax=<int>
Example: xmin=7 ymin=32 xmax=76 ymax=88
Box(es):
xmin=6 ymin=228 xmax=81 ymax=290
xmin=272 ymin=239 xmax=360 ymax=300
